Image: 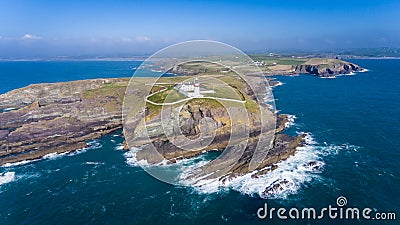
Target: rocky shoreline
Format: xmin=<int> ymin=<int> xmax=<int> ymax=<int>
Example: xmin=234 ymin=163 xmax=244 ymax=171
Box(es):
xmin=0 ymin=76 xmax=306 ymax=185
xmin=0 ymin=78 xmax=127 ymax=165
xmin=168 ymin=58 xmax=363 ymax=77
xmin=290 ymin=60 xmax=362 ymax=77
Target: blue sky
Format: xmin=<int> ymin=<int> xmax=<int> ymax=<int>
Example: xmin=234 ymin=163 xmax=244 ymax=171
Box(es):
xmin=0 ymin=0 xmax=399 ymax=57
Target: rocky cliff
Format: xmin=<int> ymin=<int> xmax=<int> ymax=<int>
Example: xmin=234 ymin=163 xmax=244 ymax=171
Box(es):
xmin=0 ymin=78 xmax=128 ymax=165
xmin=291 ymin=59 xmax=362 ymax=77
xmin=168 ymin=58 xmax=363 ymax=77
xmin=0 ymin=77 xmax=305 ymax=183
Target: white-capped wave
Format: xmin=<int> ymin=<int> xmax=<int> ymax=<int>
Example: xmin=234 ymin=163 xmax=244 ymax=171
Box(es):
xmin=2 ymin=159 xmax=40 ymax=168
xmin=271 ymin=81 xmax=284 ymax=88
xmin=86 ymin=139 xmax=102 ymax=149
xmin=67 ymin=139 xmax=102 ymax=156
xmin=179 ymin=133 xmax=326 ymax=199
xmin=123 ymin=133 xmax=360 ymax=199
xmin=115 ymin=144 xmax=124 ymax=150
xmin=0 ymin=172 xmax=15 ymax=185
xmin=43 ymin=152 xmax=68 ymax=160
xmin=124 ymin=147 xmax=150 ymax=167
xmin=2 ymin=139 xmax=103 ymax=168
xmin=3 ymin=107 xmax=17 ymax=112
xmin=84 ymin=161 xmax=104 ymax=166
xmin=285 ymin=114 xmax=296 ymax=128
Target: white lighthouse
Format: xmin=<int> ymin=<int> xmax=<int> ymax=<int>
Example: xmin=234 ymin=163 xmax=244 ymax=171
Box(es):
xmin=194 ymin=77 xmax=200 ymax=97
xmin=175 ymin=77 xmax=203 ymax=97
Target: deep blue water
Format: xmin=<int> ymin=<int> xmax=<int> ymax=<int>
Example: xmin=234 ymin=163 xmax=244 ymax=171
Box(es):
xmin=0 ymin=59 xmax=399 ymax=224
xmin=0 ymin=61 xmax=140 ymax=94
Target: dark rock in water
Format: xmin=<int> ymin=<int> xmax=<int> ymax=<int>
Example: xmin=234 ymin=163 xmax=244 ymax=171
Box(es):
xmin=271 ymin=164 xmax=278 ymax=171
xmin=261 ymin=179 xmax=294 ymax=198
xmin=303 ymin=161 xmax=323 ymax=171
xmin=276 ymin=114 xmax=289 ymax=133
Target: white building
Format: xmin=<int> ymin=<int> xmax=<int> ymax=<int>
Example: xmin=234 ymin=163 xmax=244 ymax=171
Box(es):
xmin=180 ymin=83 xmax=195 ymax=92
xmin=175 ymin=77 xmax=202 ymax=97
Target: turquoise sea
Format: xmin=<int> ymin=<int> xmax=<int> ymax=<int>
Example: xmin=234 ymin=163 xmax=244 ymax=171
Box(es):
xmin=0 ymin=59 xmax=399 ymax=224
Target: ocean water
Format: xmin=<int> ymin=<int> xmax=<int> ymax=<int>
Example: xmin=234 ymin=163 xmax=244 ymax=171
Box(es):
xmin=0 ymin=61 xmax=140 ymax=94
xmin=0 ymin=59 xmax=399 ymax=224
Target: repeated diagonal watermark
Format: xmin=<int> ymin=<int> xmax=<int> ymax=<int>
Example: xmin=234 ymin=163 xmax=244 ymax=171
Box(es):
xmin=122 ymin=40 xmax=276 ymax=185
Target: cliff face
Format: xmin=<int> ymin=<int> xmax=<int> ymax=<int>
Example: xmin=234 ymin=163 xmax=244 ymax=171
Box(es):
xmin=168 ymin=58 xmax=363 ymax=77
xmin=132 ymin=98 xmax=303 ymax=178
xmin=0 ymin=77 xmax=304 ymax=184
xmin=0 ymin=78 xmax=128 ymax=165
xmin=292 ymin=60 xmax=362 ymax=77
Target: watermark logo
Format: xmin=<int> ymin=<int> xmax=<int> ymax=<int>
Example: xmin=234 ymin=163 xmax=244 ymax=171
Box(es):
xmin=122 ymin=40 xmax=276 ymax=185
xmin=336 ymin=196 xmax=347 ymax=207
xmin=257 ymin=196 xmax=396 ymax=221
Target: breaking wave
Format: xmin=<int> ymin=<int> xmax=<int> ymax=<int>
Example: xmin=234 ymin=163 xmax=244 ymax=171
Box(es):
xmin=183 ymin=134 xmax=361 ymax=199
xmin=123 ymin=132 xmax=360 ymax=199
xmin=285 ymin=114 xmax=296 ymax=128
xmin=0 ymin=172 xmax=15 ymax=185
xmin=124 ymin=147 xmax=149 ymax=167
xmin=2 ymin=159 xmax=40 ymax=168
xmin=178 ymin=133 xmax=324 ymax=198
xmin=2 ymin=139 xmax=103 ymax=168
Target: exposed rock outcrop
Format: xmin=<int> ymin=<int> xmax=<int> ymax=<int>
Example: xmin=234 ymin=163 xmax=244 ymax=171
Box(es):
xmin=292 ymin=60 xmax=362 ymax=77
xmin=168 ymin=58 xmax=363 ymax=77
xmin=0 ymin=77 xmax=305 ymax=183
xmin=0 ymin=78 xmax=127 ymax=165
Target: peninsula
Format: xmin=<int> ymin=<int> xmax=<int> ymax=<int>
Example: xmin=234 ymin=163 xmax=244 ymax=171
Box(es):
xmin=170 ymin=57 xmax=363 ymax=77
xmin=0 ymin=58 xmax=363 ymax=186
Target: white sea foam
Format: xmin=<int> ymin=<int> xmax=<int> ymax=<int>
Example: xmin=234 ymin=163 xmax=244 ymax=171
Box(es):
xmin=115 ymin=144 xmax=124 ymax=150
xmin=85 ymin=161 xmax=104 ymax=166
xmin=271 ymin=81 xmax=284 ymax=88
xmin=2 ymin=159 xmax=40 ymax=168
xmin=86 ymin=139 xmax=102 ymax=149
xmin=43 ymin=152 xmax=68 ymax=160
xmin=285 ymin=114 xmax=296 ymax=128
xmin=0 ymin=172 xmax=15 ymax=185
xmin=2 ymin=139 xmax=103 ymax=168
xmin=263 ymin=95 xmax=275 ymax=103
xmin=178 ymin=133 xmax=331 ymax=199
xmin=122 ymin=134 xmax=325 ymax=198
xmin=124 ymin=147 xmax=150 ymax=167
xmin=3 ymin=107 xmax=16 ymax=112
xmin=123 ymin=132 xmax=360 ymax=199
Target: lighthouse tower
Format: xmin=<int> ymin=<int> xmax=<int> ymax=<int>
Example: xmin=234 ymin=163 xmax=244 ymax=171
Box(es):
xmin=194 ymin=77 xmax=201 ymax=97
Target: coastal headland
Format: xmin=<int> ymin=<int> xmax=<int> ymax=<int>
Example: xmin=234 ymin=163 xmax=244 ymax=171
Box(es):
xmin=0 ymin=58 xmax=363 ymax=188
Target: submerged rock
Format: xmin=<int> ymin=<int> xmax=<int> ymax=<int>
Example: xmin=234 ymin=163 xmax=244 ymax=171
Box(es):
xmin=261 ymin=179 xmax=295 ymax=198
xmin=302 ymin=161 xmax=323 ymax=171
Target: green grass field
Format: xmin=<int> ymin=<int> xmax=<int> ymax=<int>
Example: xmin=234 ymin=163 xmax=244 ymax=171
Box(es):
xmin=147 ymin=87 xmax=186 ymax=104
xmin=249 ymin=55 xmax=307 ymax=66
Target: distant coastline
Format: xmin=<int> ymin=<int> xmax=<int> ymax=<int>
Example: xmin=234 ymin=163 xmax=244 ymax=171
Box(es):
xmin=1 ymin=56 xmax=399 ymax=62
